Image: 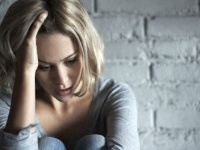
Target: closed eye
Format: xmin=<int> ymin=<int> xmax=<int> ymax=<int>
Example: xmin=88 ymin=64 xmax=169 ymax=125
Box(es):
xmin=38 ymin=65 xmax=51 ymax=71
xmin=64 ymin=58 xmax=78 ymax=65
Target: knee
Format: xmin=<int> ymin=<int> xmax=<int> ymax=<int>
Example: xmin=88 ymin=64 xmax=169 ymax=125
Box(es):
xmin=74 ymin=134 xmax=106 ymax=150
xmin=39 ymin=136 xmax=66 ymax=150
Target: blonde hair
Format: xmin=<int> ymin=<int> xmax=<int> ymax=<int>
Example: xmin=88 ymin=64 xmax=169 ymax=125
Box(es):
xmin=0 ymin=0 xmax=104 ymax=96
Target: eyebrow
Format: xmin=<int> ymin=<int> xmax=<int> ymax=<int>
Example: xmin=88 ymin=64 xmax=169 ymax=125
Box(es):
xmin=38 ymin=51 xmax=78 ymax=64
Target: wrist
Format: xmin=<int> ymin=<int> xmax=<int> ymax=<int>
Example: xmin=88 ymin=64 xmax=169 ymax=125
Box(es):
xmin=16 ymin=63 xmax=38 ymax=74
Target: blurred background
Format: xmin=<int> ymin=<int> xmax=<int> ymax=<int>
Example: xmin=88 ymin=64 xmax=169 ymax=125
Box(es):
xmin=1 ymin=0 xmax=200 ymax=150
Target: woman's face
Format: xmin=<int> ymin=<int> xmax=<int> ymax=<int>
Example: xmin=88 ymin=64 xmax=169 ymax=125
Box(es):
xmin=36 ymin=32 xmax=82 ymax=102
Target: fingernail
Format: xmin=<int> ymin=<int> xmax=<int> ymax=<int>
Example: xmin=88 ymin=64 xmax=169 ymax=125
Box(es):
xmin=41 ymin=11 xmax=48 ymax=19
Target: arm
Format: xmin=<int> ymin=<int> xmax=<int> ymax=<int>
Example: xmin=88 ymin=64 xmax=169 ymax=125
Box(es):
xmin=4 ymin=67 xmax=37 ymax=133
xmin=5 ymin=11 xmax=48 ymax=134
xmin=0 ymin=12 xmax=48 ymax=150
xmin=105 ymin=83 xmax=140 ymax=150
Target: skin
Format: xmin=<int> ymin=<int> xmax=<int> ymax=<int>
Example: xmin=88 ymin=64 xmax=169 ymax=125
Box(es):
xmin=36 ymin=33 xmax=82 ymax=105
xmin=4 ymin=12 xmax=93 ymax=145
xmin=4 ymin=12 xmax=48 ymax=134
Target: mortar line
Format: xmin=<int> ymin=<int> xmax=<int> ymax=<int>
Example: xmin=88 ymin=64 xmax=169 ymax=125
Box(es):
xmin=153 ymin=110 xmax=157 ymax=128
xmin=93 ymin=0 xmax=98 ymax=14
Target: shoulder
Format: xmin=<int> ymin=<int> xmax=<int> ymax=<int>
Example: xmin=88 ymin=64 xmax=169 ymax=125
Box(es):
xmin=96 ymin=77 xmax=133 ymax=93
xmin=95 ymin=77 xmax=136 ymax=109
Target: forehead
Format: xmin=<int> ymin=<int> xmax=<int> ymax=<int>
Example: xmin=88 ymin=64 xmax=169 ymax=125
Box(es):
xmin=36 ymin=32 xmax=76 ymax=62
xmin=36 ymin=32 xmax=74 ymax=47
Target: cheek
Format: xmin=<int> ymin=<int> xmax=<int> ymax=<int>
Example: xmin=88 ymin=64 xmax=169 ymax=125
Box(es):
xmin=36 ymin=72 xmax=50 ymax=87
xmin=68 ymin=59 xmax=82 ymax=79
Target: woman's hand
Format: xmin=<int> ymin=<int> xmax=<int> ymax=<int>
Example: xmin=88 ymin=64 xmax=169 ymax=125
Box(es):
xmin=4 ymin=12 xmax=48 ymax=134
xmin=16 ymin=12 xmax=48 ymax=72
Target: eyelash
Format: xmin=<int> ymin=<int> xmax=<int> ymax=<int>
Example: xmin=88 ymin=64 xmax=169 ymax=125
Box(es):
xmin=38 ymin=66 xmax=51 ymax=71
xmin=38 ymin=58 xmax=78 ymax=71
xmin=64 ymin=58 xmax=78 ymax=65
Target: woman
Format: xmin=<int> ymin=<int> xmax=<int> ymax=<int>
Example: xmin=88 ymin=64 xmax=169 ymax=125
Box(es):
xmin=0 ymin=0 xmax=140 ymax=149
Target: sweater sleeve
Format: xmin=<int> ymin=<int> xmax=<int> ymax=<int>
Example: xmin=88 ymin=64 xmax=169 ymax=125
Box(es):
xmin=105 ymin=82 xmax=140 ymax=150
xmin=0 ymin=94 xmax=39 ymax=150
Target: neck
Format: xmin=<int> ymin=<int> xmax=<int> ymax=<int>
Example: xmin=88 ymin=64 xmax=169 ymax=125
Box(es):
xmin=36 ymin=87 xmax=92 ymax=114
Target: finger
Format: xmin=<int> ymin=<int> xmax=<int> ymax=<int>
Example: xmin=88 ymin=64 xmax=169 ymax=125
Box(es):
xmin=28 ymin=12 xmax=48 ymax=39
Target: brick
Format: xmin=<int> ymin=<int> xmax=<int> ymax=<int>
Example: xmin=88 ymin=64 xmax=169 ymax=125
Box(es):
xmin=152 ymin=129 xmax=200 ymax=150
xmin=133 ymin=86 xmax=165 ymax=109
xmin=152 ymin=63 xmax=200 ymax=82
xmin=157 ymin=109 xmax=200 ymax=128
xmin=104 ymin=41 xmax=147 ymax=60
xmin=0 ymin=0 xmax=16 ymax=22
xmin=140 ymin=129 xmax=200 ymax=150
xmin=148 ymin=17 xmax=200 ymax=38
xmin=151 ymin=40 xmax=196 ymax=58
xmin=138 ymin=109 xmax=154 ymax=128
xmin=97 ymin=0 xmax=197 ymax=15
xmin=193 ymin=131 xmax=200 ymax=149
xmin=162 ymin=84 xmax=200 ymax=110
xmin=92 ymin=15 xmax=144 ymax=41
xmin=134 ymin=84 xmax=200 ymax=110
xmin=138 ymin=129 xmax=155 ymax=150
xmin=102 ymin=61 xmax=148 ymax=84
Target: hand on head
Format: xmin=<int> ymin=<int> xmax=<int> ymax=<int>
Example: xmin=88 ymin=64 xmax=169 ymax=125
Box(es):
xmin=16 ymin=12 xmax=48 ymax=72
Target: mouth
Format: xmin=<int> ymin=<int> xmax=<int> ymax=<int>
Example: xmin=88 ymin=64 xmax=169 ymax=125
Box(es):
xmin=55 ymin=87 xmax=72 ymax=96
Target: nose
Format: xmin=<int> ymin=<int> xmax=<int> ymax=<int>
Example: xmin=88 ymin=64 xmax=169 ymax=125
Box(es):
xmin=53 ymin=66 xmax=68 ymax=87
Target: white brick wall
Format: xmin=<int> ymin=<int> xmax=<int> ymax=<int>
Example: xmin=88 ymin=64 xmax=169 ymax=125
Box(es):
xmin=148 ymin=17 xmax=200 ymax=38
xmin=93 ymin=15 xmax=144 ymax=41
xmin=102 ymin=62 xmax=148 ymax=84
xmin=1 ymin=0 xmax=200 ymax=150
xmin=157 ymin=109 xmax=200 ymax=128
xmin=93 ymin=0 xmax=200 ymax=149
xmin=153 ymin=63 xmax=200 ymax=82
xmin=97 ymin=0 xmax=198 ymax=15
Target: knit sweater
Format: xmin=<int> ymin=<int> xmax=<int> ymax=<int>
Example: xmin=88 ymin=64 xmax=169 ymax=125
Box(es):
xmin=0 ymin=77 xmax=140 ymax=150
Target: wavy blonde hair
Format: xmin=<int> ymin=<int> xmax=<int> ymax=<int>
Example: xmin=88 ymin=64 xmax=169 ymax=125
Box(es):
xmin=0 ymin=0 xmax=104 ymax=96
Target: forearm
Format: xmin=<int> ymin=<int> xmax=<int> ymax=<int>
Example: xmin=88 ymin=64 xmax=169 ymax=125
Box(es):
xmin=3 ymin=11 xmax=48 ymax=135
xmin=4 ymin=68 xmax=36 ymax=134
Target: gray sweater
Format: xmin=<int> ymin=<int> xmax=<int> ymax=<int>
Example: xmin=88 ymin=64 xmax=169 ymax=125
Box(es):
xmin=0 ymin=77 xmax=140 ymax=150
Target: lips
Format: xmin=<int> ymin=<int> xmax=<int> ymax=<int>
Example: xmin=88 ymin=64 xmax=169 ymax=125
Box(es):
xmin=55 ymin=87 xmax=72 ymax=96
